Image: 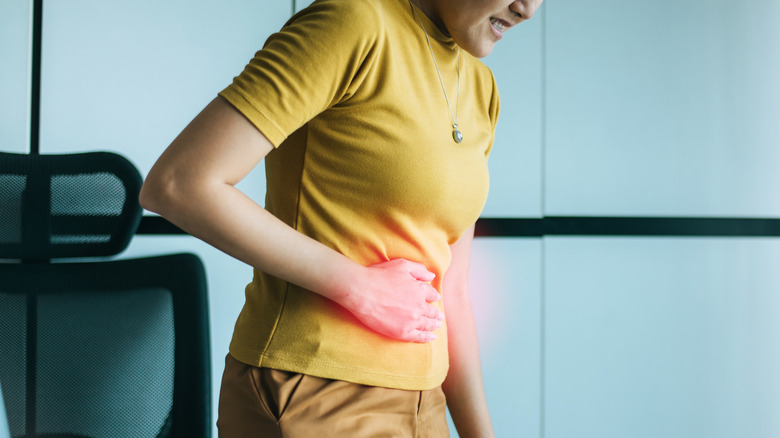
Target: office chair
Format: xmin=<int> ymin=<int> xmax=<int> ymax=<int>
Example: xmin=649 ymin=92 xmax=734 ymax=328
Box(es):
xmin=0 ymin=151 xmax=211 ymax=438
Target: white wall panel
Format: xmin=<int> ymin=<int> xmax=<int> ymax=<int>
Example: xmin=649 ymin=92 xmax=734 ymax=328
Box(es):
xmin=545 ymin=0 xmax=780 ymax=216
xmin=544 ymin=237 xmax=780 ymax=438
xmin=0 ymin=0 xmax=31 ymax=153
xmin=481 ymin=7 xmax=544 ymax=218
xmin=38 ymin=0 xmax=291 ymax=201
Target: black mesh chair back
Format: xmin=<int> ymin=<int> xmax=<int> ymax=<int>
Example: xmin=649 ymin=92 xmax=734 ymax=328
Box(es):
xmin=0 ymin=151 xmax=142 ymax=261
xmin=0 ymin=151 xmax=211 ymax=438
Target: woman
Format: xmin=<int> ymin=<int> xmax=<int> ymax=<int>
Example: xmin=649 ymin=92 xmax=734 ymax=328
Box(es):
xmin=140 ymin=0 xmax=542 ymax=436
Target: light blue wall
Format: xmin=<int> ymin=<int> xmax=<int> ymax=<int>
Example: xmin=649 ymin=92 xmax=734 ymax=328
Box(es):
xmin=545 ymin=0 xmax=780 ymax=216
xmin=540 ymin=3 xmax=780 ymax=437
xmin=544 ymin=237 xmax=780 ymax=438
xmin=2 ymin=1 xmax=779 ymax=438
xmin=0 ymin=0 xmax=30 ymax=153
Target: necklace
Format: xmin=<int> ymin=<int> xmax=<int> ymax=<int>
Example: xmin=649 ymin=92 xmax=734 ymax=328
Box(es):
xmin=410 ymin=1 xmax=463 ymax=144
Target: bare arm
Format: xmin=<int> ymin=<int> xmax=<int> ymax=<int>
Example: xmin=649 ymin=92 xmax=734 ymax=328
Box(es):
xmin=441 ymin=225 xmax=495 ymax=437
xmin=140 ymin=96 xmax=443 ymax=343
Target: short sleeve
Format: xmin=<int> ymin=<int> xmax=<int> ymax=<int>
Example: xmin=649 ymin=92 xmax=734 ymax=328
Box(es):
xmin=219 ymin=0 xmax=382 ymax=146
xmin=484 ymin=68 xmax=501 ymax=158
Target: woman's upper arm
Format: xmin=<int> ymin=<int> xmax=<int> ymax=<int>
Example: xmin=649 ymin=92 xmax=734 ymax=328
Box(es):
xmin=140 ymin=96 xmax=274 ymax=210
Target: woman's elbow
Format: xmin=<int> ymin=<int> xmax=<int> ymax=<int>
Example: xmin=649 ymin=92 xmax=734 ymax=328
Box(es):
xmin=139 ymin=180 xmax=161 ymax=215
xmin=139 ymin=169 xmax=180 ymax=216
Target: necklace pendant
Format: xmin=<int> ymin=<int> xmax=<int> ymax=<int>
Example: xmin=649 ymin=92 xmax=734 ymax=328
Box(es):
xmin=452 ymin=124 xmax=463 ymax=144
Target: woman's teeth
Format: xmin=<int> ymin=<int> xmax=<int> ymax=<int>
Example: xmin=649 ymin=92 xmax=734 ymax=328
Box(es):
xmin=490 ymin=18 xmax=505 ymax=32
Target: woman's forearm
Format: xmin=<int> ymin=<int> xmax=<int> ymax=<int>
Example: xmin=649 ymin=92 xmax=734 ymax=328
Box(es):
xmin=440 ymin=226 xmax=494 ymax=437
xmin=142 ymin=174 xmax=357 ymax=302
xmin=442 ymin=292 xmax=495 ymax=438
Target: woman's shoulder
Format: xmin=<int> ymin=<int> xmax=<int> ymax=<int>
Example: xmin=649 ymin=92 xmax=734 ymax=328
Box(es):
xmin=464 ymin=53 xmax=498 ymax=91
xmin=275 ymin=0 xmax=409 ymax=52
xmin=461 ymin=54 xmax=500 ymax=122
xmin=288 ymin=0 xmax=391 ymax=28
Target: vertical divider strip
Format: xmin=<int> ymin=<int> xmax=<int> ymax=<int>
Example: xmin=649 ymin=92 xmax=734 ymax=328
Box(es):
xmin=30 ymin=0 xmax=43 ymax=155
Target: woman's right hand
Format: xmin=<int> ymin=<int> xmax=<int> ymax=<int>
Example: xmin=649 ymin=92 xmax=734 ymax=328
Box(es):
xmin=337 ymin=259 xmax=445 ymax=344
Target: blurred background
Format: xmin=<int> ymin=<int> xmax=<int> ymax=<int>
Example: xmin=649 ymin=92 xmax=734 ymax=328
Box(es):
xmin=1 ymin=0 xmax=779 ymax=437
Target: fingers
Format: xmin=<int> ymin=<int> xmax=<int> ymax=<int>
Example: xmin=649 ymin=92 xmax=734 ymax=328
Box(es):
xmin=421 ymin=315 xmax=443 ymax=331
xmin=407 ymin=309 xmax=444 ymax=343
xmin=411 ymin=331 xmax=437 ymax=343
xmin=423 ymin=304 xmax=445 ymax=321
xmin=388 ymin=305 xmax=444 ymax=344
xmin=358 ymin=258 xmax=445 ymax=344
xmin=392 ymin=259 xmax=441 ymax=301
xmin=406 ymin=261 xmax=436 ymax=283
xmin=424 ymin=285 xmax=441 ymax=302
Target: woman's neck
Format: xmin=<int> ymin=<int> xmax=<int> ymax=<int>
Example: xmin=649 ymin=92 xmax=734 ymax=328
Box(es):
xmin=409 ymin=0 xmax=450 ymax=36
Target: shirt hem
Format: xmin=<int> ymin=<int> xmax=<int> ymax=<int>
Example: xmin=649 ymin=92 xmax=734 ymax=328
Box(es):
xmin=228 ymin=344 xmax=449 ymax=391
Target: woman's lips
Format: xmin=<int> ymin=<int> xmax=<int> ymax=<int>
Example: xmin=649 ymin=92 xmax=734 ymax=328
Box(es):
xmin=489 ymin=17 xmax=511 ymax=40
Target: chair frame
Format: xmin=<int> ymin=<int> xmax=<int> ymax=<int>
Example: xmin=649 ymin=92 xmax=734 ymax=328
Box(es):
xmin=0 ymin=254 xmax=211 ymax=438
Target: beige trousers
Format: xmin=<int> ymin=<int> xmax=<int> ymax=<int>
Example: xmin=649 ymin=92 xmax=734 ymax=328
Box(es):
xmin=217 ymin=354 xmax=450 ymax=437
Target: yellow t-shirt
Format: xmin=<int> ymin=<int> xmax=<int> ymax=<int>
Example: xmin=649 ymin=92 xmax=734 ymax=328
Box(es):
xmin=219 ymin=0 xmax=500 ymax=390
